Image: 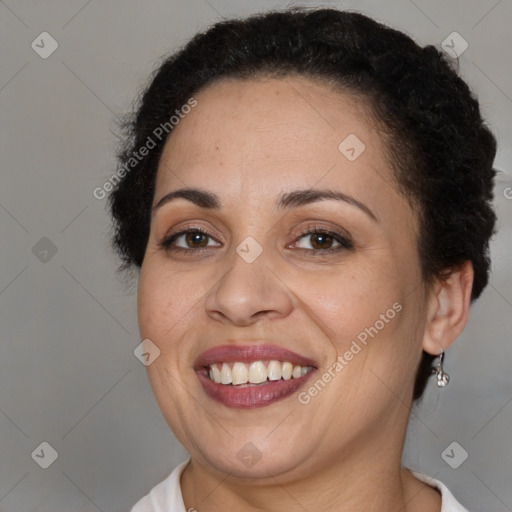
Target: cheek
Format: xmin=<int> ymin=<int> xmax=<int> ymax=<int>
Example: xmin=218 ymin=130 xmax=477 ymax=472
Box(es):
xmin=294 ymin=260 xmax=403 ymax=345
xmin=137 ymin=262 xmax=202 ymax=342
xmin=137 ymin=269 xmax=165 ymax=341
xmin=306 ymin=281 xmax=420 ymax=411
xmin=136 ymin=265 xmax=197 ymax=431
xmin=296 ymin=256 xmax=421 ymax=396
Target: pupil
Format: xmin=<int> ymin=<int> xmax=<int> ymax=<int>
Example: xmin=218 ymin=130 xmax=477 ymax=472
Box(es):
xmin=312 ymin=233 xmax=331 ymax=249
xmin=187 ymin=232 xmax=208 ymax=247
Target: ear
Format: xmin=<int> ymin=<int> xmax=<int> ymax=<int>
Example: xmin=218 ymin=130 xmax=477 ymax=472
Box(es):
xmin=422 ymin=261 xmax=474 ymax=355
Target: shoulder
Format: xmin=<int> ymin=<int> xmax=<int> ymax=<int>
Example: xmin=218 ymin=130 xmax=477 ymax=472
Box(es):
xmin=130 ymin=459 xmax=190 ymax=512
xmin=411 ymin=471 xmax=470 ymax=512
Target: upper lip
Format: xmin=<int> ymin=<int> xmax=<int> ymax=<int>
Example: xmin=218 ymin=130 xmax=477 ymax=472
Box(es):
xmin=193 ymin=343 xmax=318 ymax=370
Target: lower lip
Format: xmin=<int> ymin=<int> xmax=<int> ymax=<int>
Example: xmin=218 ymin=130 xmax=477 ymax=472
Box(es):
xmin=196 ymin=370 xmax=316 ymax=409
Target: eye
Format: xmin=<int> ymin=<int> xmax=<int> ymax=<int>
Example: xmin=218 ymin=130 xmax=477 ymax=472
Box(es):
xmin=158 ymin=228 xmax=220 ymax=252
xmin=292 ymin=227 xmax=353 ymax=253
xmin=158 ymin=226 xmax=353 ymax=255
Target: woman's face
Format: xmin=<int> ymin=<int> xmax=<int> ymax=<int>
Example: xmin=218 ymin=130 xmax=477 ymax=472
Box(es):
xmin=137 ymin=76 xmax=429 ymax=481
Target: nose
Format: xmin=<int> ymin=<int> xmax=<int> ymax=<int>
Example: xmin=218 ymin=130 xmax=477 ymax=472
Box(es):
xmin=205 ymin=248 xmax=294 ymax=327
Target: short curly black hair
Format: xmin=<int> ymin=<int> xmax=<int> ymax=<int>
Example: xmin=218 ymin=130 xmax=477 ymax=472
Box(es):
xmin=109 ymin=8 xmax=497 ymax=400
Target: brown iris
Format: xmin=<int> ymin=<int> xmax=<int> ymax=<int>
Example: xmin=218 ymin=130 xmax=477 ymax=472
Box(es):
xmin=308 ymin=232 xmax=335 ymax=250
xmin=185 ymin=231 xmax=209 ymax=247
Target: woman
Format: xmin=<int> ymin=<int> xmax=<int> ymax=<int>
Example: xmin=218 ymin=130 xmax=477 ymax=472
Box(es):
xmin=109 ymin=8 xmax=497 ymax=511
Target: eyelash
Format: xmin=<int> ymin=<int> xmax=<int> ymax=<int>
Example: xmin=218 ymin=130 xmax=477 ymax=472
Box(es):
xmin=157 ymin=225 xmax=354 ymax=255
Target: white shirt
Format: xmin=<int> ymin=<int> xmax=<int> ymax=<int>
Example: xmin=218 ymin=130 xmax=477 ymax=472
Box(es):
xmin=130 ymin=459 xmax=470 ymax=512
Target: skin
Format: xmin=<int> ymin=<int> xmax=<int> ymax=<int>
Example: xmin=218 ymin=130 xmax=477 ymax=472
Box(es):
xmin=137 ymin=76 xmax=474 ymax=511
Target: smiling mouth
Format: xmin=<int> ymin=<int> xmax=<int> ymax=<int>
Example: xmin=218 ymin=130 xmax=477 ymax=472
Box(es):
xmin=194 ymin=344 xmax=318 ymax=408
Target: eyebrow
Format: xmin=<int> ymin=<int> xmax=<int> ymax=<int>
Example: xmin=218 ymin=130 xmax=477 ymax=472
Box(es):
xmin=152 ymin=187 xmax=377 ymax=222
xmin=153 ymin=188 xmax=220 ymax=211
xmin=278 ymin=188 xmax=377 ymax=222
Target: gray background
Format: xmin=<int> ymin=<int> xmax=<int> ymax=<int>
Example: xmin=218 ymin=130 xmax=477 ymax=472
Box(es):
xmin=1 ymin=1 xmax=511 ymax=511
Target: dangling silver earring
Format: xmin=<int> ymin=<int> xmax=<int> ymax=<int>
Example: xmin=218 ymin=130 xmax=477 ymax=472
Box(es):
xmin=432 ymin=349 xmax=450 ymax=387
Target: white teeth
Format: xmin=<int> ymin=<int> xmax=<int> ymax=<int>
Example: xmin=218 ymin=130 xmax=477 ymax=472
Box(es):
xmin=211 ymin=364 xmax=221 ymax=382
xmin=207 ymin=360 xmax=313 ymax=385
xmin=267 ymin=360 xmax=282 ymax=381
xmin=292 ymin=365 xmax=302 ymax=378
xmin=248 ymin=361 xmax=267 ymax=384
xmin=281 ymin=362 xmax=293 ymax=380
xmin=232 ymin=362 xmax=248 ymax=385
xmin=220 ymin=363 xmax=232 ymax=384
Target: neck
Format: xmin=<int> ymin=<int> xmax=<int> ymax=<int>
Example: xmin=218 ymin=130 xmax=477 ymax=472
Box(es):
xmin=182 ymin=459 xmax=405 ymax=512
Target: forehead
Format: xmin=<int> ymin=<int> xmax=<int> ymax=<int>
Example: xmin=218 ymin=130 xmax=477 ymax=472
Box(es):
xmin=155 ymin=76 xmax=395 ymax=207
